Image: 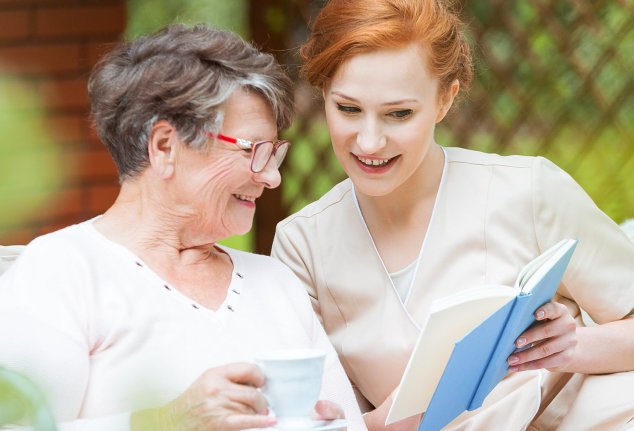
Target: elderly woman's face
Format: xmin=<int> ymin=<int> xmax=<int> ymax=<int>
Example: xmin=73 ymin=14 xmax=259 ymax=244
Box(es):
xmin=174 ymin=88 xmax=280 ymax=240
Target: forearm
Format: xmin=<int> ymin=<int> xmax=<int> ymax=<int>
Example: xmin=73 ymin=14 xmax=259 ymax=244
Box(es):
xmin=562 ymin=316 xmax=634 ymax=374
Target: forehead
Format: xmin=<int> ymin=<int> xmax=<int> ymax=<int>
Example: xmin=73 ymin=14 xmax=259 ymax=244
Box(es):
xmin=328 ymin=43 xmax=438 ymax=101
xmin=222 ymin=88 xmax=277 ymax=139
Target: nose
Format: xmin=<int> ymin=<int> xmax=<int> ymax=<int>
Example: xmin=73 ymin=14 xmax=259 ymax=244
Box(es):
xmin=253 ymin=156 xmax=281 ymax=189
xmin=356 ymin=119 xmax=386 ymax=154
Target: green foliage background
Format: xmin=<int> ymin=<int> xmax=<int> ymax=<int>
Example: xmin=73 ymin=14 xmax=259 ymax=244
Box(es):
xmin=0 ymin=79 xmax=62 ymax=234
xmin=128 ymin=0 xmax=634 ymax=252
xmin=126 ymin=0 xmax=248 ymax=39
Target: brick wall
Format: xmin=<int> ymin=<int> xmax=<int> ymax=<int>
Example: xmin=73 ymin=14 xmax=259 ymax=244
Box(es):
xmin=0 ymin=0 xmax=126 ymax=245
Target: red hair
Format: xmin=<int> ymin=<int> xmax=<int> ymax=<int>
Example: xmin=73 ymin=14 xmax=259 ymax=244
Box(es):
xmin=300 ymin=0 xmax=473 ymax=97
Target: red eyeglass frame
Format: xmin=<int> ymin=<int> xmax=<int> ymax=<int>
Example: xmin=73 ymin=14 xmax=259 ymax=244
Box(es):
xmin=205 ymin=132 xmax=290 ymax=173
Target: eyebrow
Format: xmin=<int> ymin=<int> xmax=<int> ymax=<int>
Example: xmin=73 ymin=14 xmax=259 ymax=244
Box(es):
xmin=330 ymin=91 xmax=419 ymax=106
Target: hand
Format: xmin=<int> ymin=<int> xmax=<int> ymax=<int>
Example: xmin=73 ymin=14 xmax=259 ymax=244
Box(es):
xmin=507 ymin=301 xmax=578 ymax=372
xmin=131 ymin=362 xmax=275 ymax=431
xmin=312 ymin=400 xmax=345 ymax=421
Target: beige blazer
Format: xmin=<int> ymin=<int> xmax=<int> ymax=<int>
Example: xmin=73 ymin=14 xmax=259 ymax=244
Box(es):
xmin=272 ymin=147 xmax=634 ymax=430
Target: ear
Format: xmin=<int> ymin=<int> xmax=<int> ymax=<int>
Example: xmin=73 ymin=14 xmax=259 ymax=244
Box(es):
xmin=147 ymin=120 xmax=179 ymax=179
xmin=435 ymin=79 xmax=460 ymax=123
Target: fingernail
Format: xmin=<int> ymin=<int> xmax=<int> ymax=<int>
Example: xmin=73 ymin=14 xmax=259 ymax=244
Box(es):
xmin=536 ymin=310 xmax=545 ymax=319
xmin=508 ymin=366 xmax=519 ymax=372
xmin=267 ymin=417 xmax=277 ymax=426
xmin=508 ymin=355 xmax=519 ymax=365
xmin=516 ymin=337 xmax=526 ymax=347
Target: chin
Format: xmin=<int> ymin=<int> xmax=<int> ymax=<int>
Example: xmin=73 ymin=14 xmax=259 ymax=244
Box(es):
xmin=349 ymin=176 xmax=397 ymax=198
xmin=232 ymin=221 xmax=254 ymax=237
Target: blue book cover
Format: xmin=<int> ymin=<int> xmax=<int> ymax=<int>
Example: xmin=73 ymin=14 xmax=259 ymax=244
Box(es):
xmin=415 ymin=238 xmax=578 ymax=431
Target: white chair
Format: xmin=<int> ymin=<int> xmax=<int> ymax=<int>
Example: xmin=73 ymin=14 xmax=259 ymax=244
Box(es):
xmin=0 ymin=245 xmax=26 ymax=276
xmin=1 ymin=245 xmax=56 ymax=430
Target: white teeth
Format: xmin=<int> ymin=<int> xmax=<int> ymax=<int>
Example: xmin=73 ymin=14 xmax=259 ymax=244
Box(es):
xmin=357 ymin=156 xmax=391 ymax=166
xmin=234 ymin=194 xmax=256 ymax=202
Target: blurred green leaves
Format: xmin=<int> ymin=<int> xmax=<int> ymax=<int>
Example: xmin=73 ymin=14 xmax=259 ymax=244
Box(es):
xmin=126 ymin=0 xmax=248 ymax=39
xmin=0 ymin=367 xmax=56 ymax=430
xmin=0 ymin=77 xmax=62 ymax=230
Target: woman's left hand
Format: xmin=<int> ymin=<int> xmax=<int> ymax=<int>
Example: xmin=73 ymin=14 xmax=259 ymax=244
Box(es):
xmin=507 ymin=301 xmax=578 ymax=372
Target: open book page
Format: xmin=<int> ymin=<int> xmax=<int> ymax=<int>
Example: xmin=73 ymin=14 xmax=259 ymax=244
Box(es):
xmin=385 ymin=286 xmax=516 ymax=424
xmin=516 ymin=239 xmax=575 ymax=291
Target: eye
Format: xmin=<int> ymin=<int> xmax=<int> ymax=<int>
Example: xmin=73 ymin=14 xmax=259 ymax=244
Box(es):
xmin=336 ymin=103 xmax=361 ymax=114
xmin=388 ymin=109 xmax=413 ymax=119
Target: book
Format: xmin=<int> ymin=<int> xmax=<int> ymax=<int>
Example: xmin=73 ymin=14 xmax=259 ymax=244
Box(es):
xmin=385 ymin=238 xmax=578 ymax=431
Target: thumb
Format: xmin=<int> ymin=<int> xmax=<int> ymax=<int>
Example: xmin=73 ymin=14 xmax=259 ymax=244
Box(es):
xmin=312 ymin=400 xmax=344 ymax=421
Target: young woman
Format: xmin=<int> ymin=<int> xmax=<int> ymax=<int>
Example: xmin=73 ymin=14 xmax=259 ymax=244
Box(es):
xmin=271 ymin=1 xmax=634 ymax=430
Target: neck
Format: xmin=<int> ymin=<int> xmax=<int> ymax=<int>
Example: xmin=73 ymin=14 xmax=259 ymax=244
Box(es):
xmin=93 ymin=176 xmax=223 ymax=269
xmin=355 ymin=143 xmax=445 ymax=228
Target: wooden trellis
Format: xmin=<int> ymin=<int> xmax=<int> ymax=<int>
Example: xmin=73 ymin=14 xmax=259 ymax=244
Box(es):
xmin=249 ymin=0 xmax=634 ymax=253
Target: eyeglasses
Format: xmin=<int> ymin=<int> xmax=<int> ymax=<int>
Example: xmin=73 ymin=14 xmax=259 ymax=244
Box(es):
xmin=207 ymin=132 xmax=291 ymax=173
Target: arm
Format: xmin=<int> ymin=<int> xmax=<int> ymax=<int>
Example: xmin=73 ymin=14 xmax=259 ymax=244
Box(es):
xmin=271 ymin=223 xmax=323 ymax=320
xmin=508 ymin=158 xmax=634 ymax=374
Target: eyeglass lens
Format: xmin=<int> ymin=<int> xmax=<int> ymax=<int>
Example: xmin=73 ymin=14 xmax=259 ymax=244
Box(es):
xmin=251 ymin=141 xmax=289 ymax=172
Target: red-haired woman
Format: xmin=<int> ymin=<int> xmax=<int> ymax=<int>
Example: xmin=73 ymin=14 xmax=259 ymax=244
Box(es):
xmin=272 ymin=0 xmax=634 ymax=430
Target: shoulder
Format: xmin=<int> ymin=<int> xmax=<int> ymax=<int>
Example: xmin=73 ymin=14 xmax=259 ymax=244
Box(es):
xmin=443 ymin=146 xmax=569 ymax=196
xmin=14 ymin=222 xmax=96 ymax=269
xmin=221 ymin=246 xmax=314 ymax=306
xmin=445 ymin=146 xmax=536 ymax=169
xmin=276 ymin=179 xmax=353 ymax=230
xmin=221 ymin=246 xmax=299 ymax=282
xmin=0 ymin=221 xmax=98 ymax=313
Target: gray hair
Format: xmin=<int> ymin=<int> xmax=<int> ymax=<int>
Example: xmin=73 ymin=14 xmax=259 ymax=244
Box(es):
xmin=88 ymin=24 xmax=294 ymax=181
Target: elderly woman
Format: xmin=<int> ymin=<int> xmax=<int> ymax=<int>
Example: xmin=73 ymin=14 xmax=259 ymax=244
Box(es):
xmin=0 ymin=25 xmax=364 ymax=430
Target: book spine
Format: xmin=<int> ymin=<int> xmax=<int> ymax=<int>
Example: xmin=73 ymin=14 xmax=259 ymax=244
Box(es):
xmin=466 ymin=296 xmax=520 ymax=410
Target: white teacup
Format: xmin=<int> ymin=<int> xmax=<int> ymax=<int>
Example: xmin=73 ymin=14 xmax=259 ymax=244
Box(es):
xmin=255 ymin=348 xmax=326 ymax=428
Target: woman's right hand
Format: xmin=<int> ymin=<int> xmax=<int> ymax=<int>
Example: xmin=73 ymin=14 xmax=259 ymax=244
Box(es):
xmin=131 ymin=362 xmax=275 ymax=431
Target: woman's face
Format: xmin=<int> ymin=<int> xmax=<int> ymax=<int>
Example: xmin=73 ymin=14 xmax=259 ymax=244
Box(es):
xmin=174 ymin=88 xmax=280 ymax=241
xmin=323 ymin=43 xmax=454 ymax=198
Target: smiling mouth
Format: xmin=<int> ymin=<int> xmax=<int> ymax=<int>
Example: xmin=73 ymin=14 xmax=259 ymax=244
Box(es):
xmin=234 ymin=194 xmax=256 ymax=203
xmin=355 ymin=155 xmax=397 ymax=167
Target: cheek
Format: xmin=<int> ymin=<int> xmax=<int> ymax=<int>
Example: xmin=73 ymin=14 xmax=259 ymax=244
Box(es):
xmin=195 ymin=160 xmax=241 ymax=196
xmin=325 ymin=112 xmax=354 ymax=146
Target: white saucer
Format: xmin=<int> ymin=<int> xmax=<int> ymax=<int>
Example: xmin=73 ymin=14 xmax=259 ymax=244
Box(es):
xmin=250 ymin=419 xmax=347 ymax=431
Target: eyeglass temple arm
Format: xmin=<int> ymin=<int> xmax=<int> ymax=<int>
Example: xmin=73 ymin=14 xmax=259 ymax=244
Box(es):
xmin=215 ymin=133 xmax=252 ymax=150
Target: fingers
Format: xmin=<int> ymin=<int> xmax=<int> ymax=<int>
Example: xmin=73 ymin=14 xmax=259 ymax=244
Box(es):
xmin=533 ymin=301 xmax=568 ymax=322
xmin=198 ymin=362 xmax=268 ymax=414
xmin=167 ymin=363 xmax=270 ymax=431
xmin=508 ymin=301 xmax=577 ymax=372
xmin=507 ymin=333 xmax=576 ymax=371
xmin=215 ymin=362 xmax=267 ymax=388
xmin=224 ymin=381 xmax=268 ymax=415
xmin=312 ymin=400 xmax=344 ymax=421
xmin=516 ymin=302 xmax=576 ymax=348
